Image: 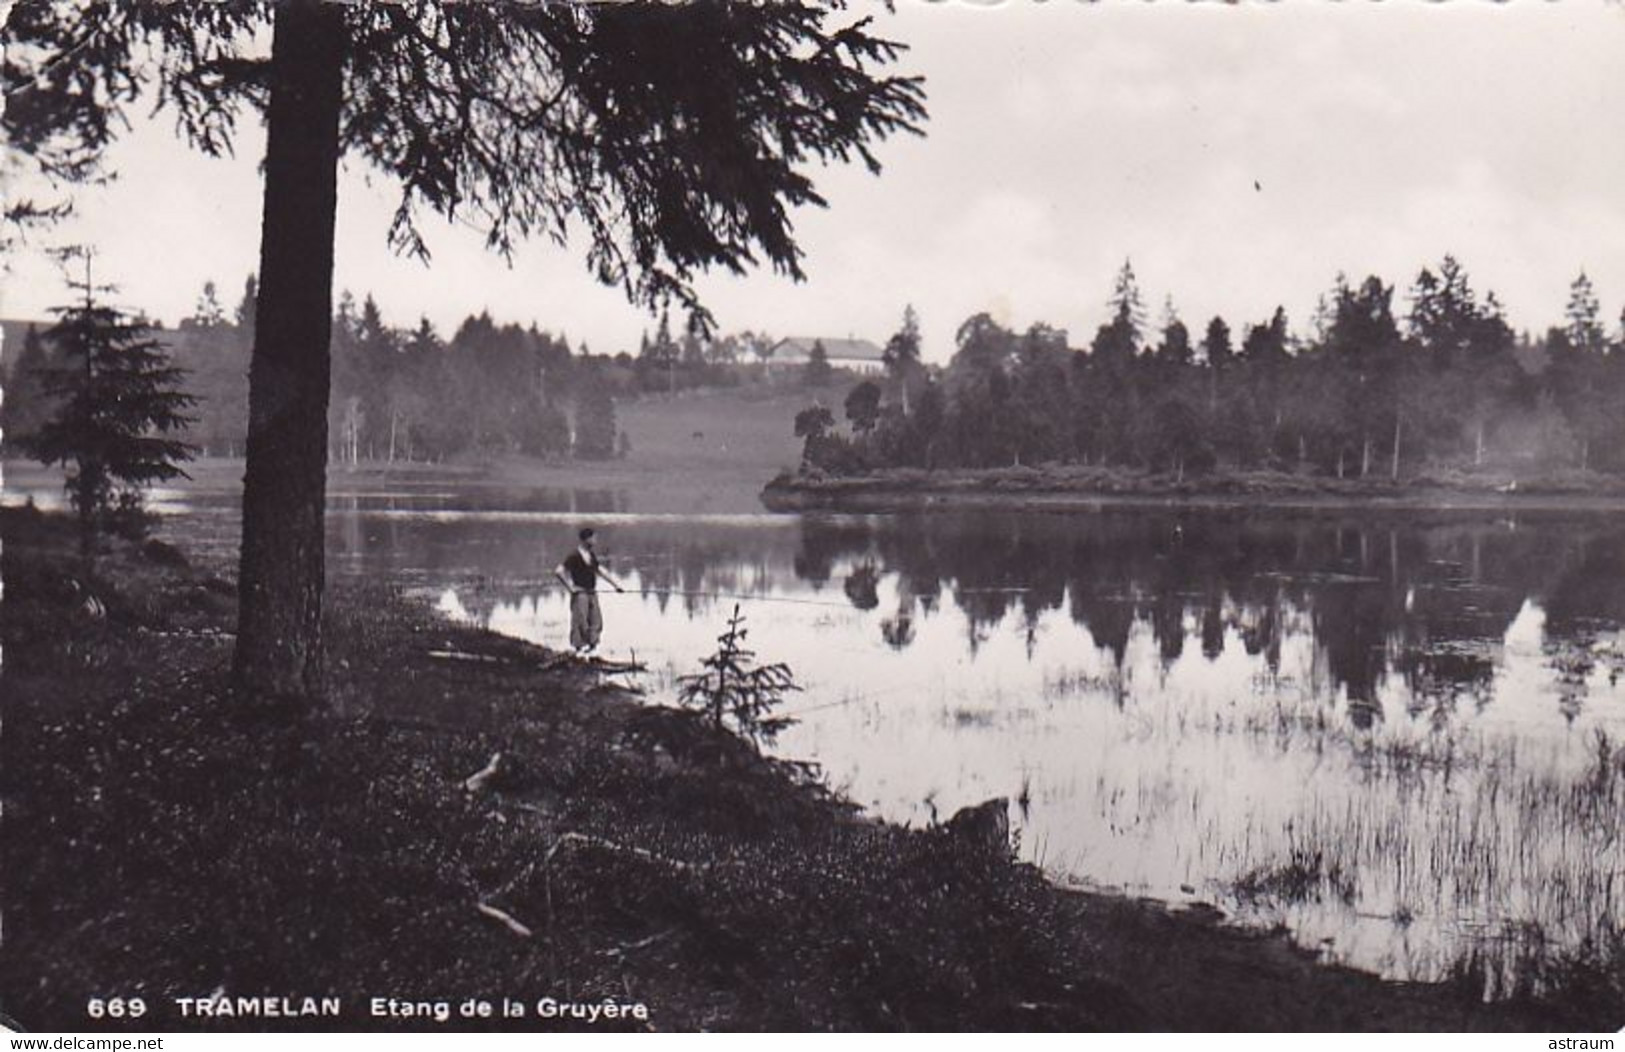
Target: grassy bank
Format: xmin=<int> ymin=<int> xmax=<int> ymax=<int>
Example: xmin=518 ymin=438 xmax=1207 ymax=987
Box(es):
xmin=1 ymin=506 xmax=1614 ymax=1031
xmin=761 ymin=465 xmax=1625 ymax=514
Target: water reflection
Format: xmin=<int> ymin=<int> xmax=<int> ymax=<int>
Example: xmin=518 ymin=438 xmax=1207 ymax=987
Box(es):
xmin=424 ymin=508 xmax=1625 ymax=988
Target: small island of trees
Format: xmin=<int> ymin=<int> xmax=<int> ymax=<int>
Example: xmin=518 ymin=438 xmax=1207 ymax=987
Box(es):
xmin=792 ymin=259 xmax=1625 ymax=485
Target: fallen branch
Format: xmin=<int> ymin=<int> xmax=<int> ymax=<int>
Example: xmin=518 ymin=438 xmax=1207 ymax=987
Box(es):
xmin=601 ymin=928 xmax=677 ymax=960
xmin=584 ymin=656 xmax=648 ymax=674
xmin=535 ymin=653 xmax=649 ymax=675
xmin=479 ymin=827 xmax=735 ymax=939
xmin=544 ymin=830 xmax=704 ymax=873
xmin=476 ymin=901 xmax=533 ymax=938
xmin=428 ymin=649 xmax=506 ymax=663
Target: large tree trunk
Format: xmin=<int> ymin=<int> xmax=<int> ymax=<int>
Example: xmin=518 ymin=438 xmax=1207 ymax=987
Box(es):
xmin=232 ymin=0 xmax=345 ymax=700
xmin=78 ymin=337 xmax=97 ymax=566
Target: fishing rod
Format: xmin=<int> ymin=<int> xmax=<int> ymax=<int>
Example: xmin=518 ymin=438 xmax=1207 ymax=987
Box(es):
xmin=596 ymin=586 xmax=858 ymax=611
xmin=465 ymin=575 xmax=862 ymax=610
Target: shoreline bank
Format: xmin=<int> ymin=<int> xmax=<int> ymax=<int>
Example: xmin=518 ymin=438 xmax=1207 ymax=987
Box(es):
xmin=761 ymin=466 xmax=1625 ymax=515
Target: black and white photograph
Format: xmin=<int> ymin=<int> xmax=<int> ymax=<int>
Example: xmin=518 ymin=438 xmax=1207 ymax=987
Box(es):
xmin=2 ymin=0 xmax=1624 ymax=1035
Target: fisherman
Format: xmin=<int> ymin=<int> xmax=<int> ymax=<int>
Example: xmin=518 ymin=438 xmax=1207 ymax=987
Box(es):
xmin=553 ymin=527 xmax=625 ymax=656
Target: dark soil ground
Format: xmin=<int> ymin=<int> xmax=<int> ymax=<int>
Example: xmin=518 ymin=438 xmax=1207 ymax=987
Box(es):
xmin=1 ymin=505 xmax=1615 ymax=1032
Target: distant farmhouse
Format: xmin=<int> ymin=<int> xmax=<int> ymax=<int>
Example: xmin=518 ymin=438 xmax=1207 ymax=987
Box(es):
xmin=768 ymin=336 xmax=885 ymax=377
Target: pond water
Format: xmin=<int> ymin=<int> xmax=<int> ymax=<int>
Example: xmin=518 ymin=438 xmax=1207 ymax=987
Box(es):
xmin=10 ymin=465 xmax=1625 ymax=990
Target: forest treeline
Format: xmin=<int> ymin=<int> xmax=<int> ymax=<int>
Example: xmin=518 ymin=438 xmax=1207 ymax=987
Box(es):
xmin=2 ymin=277 xmax=777 ymax=464
xmin=6 ymin=258 xmax=1622 ymax=478
xmin=799 ymin=259 xmax=1625 ymax=480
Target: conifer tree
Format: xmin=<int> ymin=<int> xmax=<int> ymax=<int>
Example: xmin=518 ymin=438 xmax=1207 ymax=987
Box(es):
xmin=1108 ymin=258 xmax=1146 ymax=345
xmin=20 ymin=272 xmax=196 ymax=559
xmin=1202 ymin=316 xmax=1234 ymax=370
xmin=188 ymin=280 xmax=227 ymax=328
xmin=805 ymin=339 xmax=833 ymax=387
xmin=1565 ymin=271 xmax=1606 ymax=354
xmin=882 ymin=304 xmax=924 ymax=413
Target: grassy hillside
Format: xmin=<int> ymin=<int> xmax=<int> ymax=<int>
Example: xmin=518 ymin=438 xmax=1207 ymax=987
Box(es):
xmin=487 ymin=385 xmax=811 ymax=514
xmin=619 ymin=386 xmax=805 ymax=481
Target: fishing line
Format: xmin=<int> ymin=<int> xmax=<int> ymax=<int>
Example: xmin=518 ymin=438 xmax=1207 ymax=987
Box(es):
xmin=598 ymin=587 xmax=858 ymax=611
xmin=477 ymin=580 xmax=954 ymax=710
xmin=777 ymin=671 xmax=955 ymax=720
xmin=465 ymin=578 xmax=863 ymax=611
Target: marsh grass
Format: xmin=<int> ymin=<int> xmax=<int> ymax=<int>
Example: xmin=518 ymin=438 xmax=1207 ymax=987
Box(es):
xmin=1233 ymin=847 xmax=1357 ymax=907
xmin=1219 ymin=717 xmax=1625 ymax=995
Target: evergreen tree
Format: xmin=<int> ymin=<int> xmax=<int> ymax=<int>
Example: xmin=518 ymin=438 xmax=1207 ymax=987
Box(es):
xmin=882 ymin=304 xmax=924 ymax=413
xmin=1327 ymin=276 xmax=1400 ymax=359
xmin=1108 ymin=258 xmax=1146 ymax=345
xmin=188 ymin=280 xmax=227 ymax=328
xmin=1408 ymin=256 xmax=1478 ymax=369
xmin=1154 ymin=314 xmax=1193 ymax=366
xmin=804 ymin=339 xmax=833 ymax=387
xmin=1565 ymin=271 xmax=1606 ymax=353
xmin=1460 ymin=289 xmax=1520 ymax=466
xmin=1325 ymin=275 xmax=1404 ymax=477
xmin=20 ymin=283 xmax=197 ymax=557
xmin=1089 ymin=313 xmax=1138 ymax=364
xmin=1239 ymin=307 xmax=1290 ymax=366
xmin=675 ymin=605 xmax=799 ymax=748
xmin=1202 ymin=316 xmax=1234 ymax=370
xmin=406 ymin=316 xmax=441 ymax=356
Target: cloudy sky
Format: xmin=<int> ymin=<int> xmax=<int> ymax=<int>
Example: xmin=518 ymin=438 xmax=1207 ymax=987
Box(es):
xmin=4 ymin=1 xmax=1623 ymax=363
